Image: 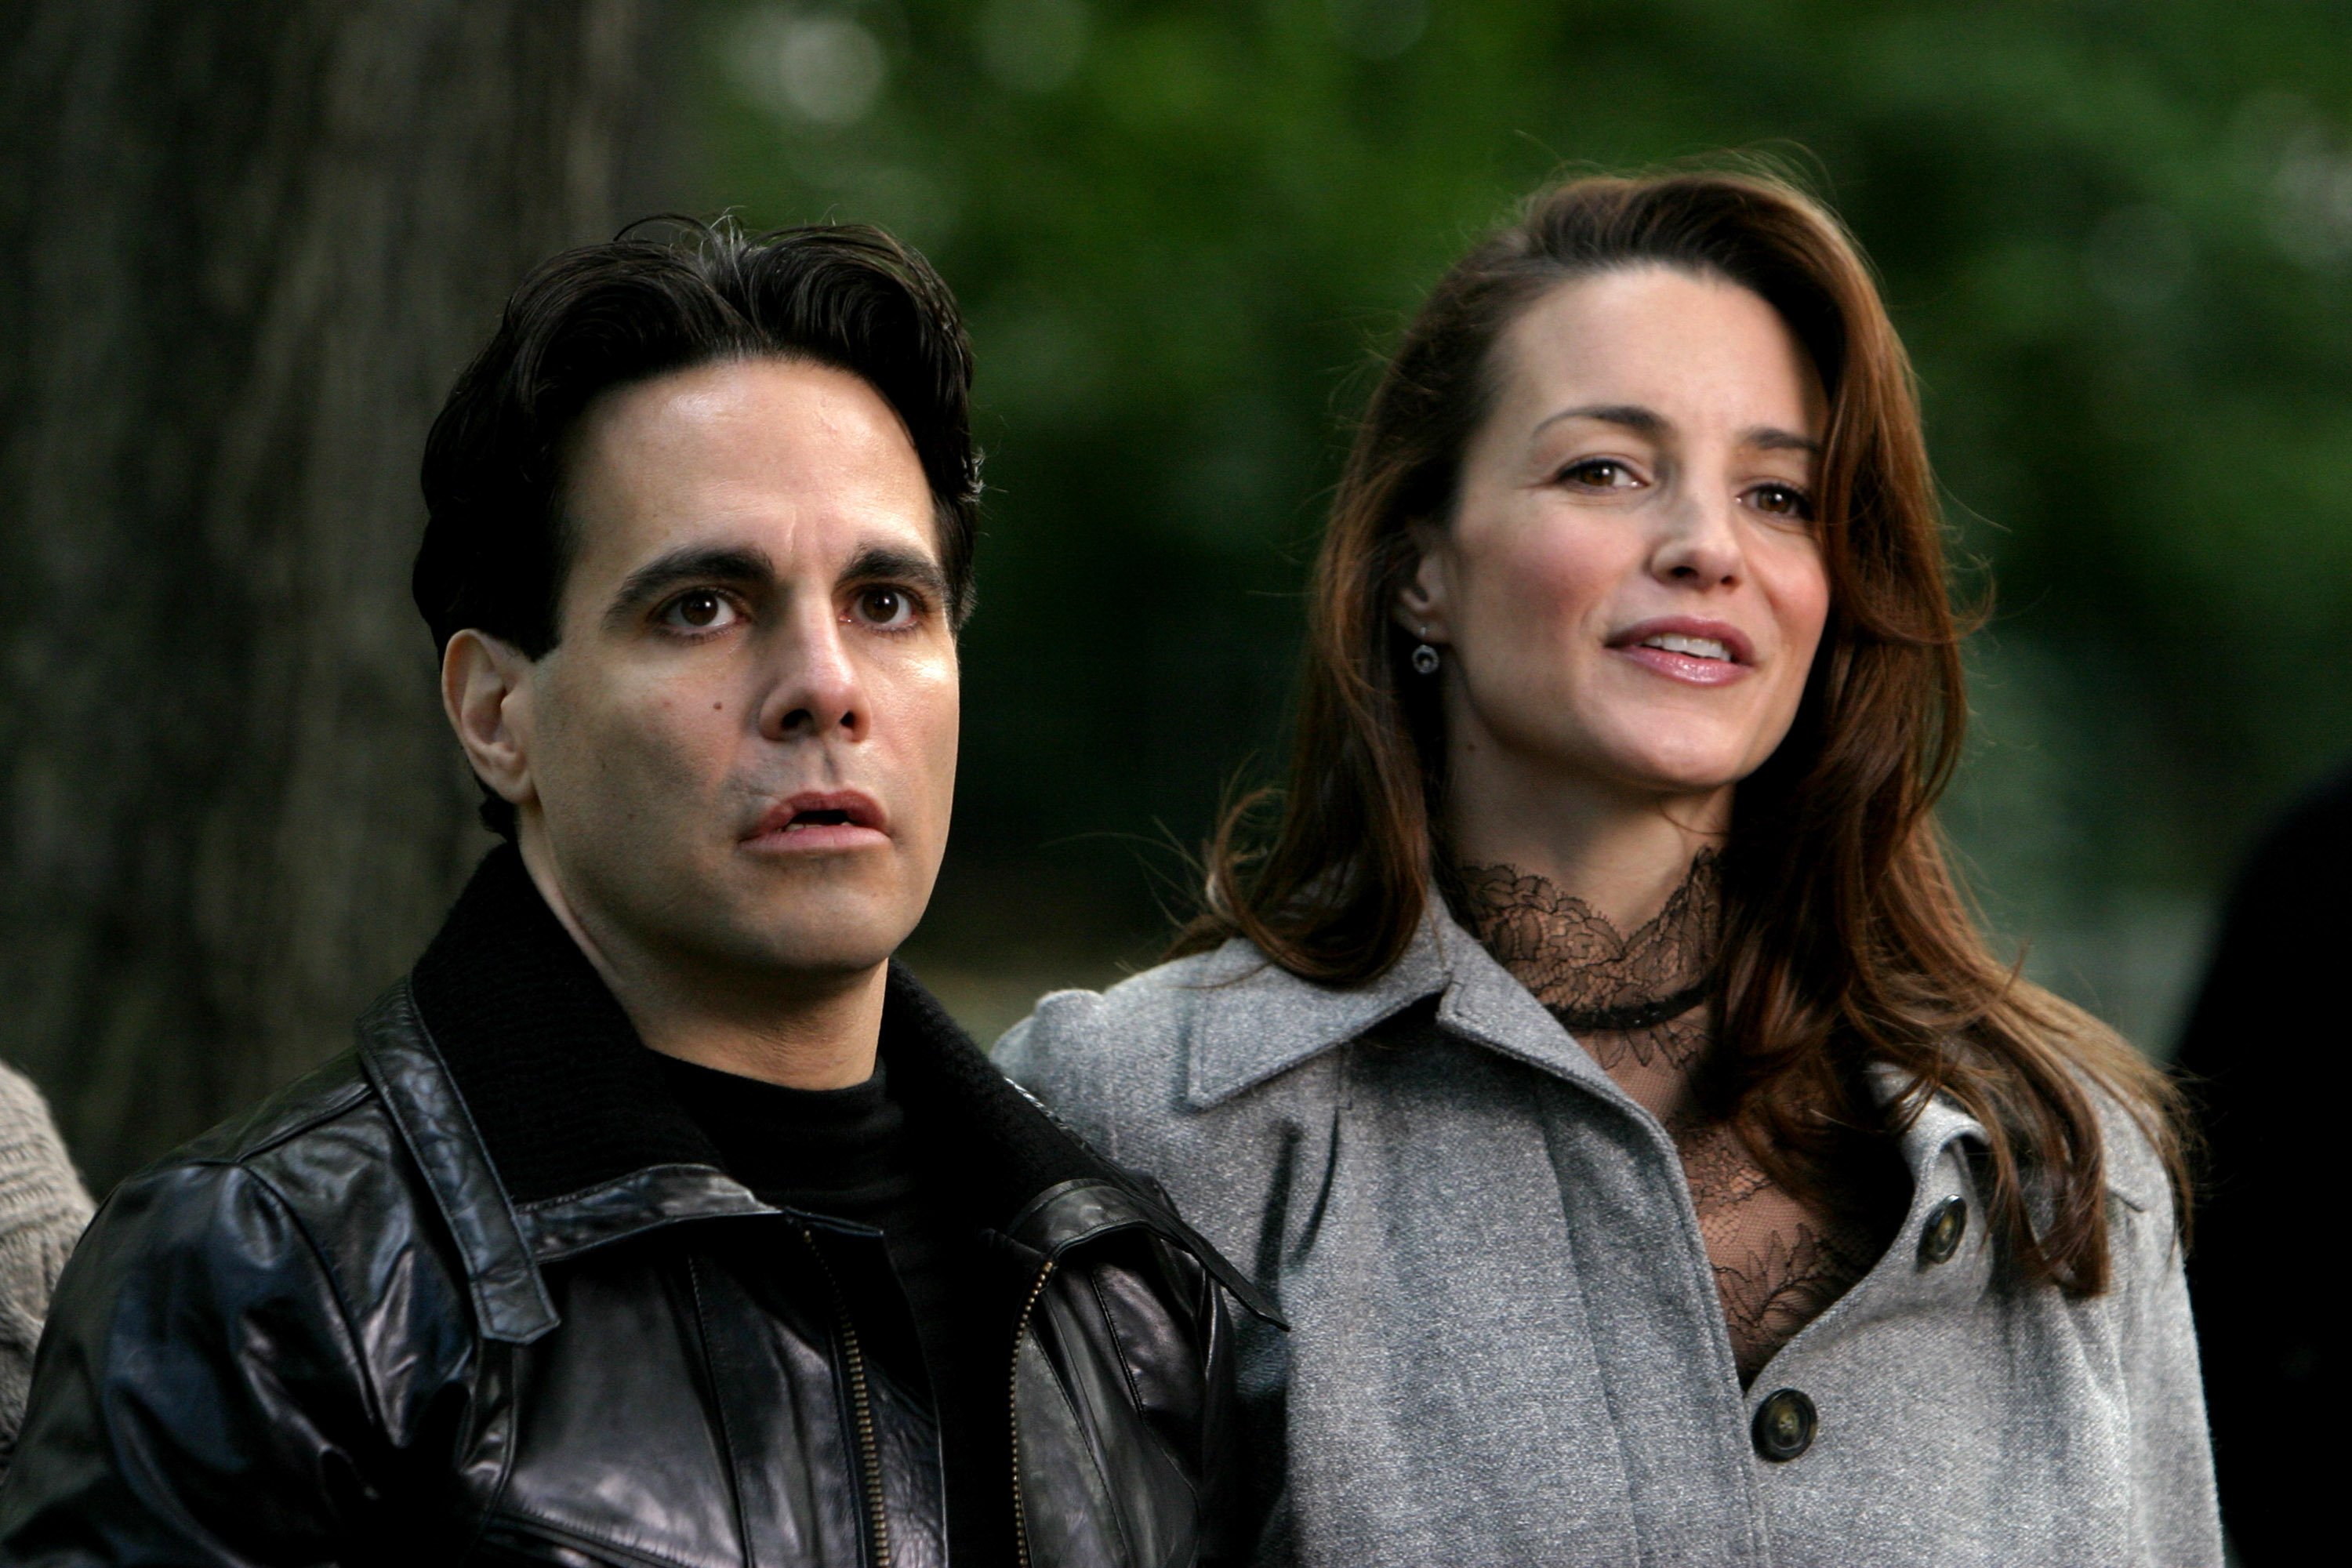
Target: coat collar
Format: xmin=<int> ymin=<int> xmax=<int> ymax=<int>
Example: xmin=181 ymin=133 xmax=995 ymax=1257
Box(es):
xmin=1185 ymin=899 xmax=1631 ymax=1110
xmin=1872 ymin=1063 xmax=1991 ymax=1178
xmin=1182 ymin=901 xmax=2002 ymax=1188
xmin=400 ymin=842 xmax=720 ymax=1207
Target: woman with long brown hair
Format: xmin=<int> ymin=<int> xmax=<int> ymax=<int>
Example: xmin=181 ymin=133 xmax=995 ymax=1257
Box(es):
xmin=999 ymin=170 xmax=2217 ymax=1566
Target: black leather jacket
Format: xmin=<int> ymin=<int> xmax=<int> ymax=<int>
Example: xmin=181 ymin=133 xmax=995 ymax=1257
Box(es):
xmin=0 ymin=852 xmax=1275 ymax=1567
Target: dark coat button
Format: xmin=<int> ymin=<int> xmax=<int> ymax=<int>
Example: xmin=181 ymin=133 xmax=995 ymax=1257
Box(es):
xmin=1918 ymin=1196 xmax=1968 ymax=1266
xmin=1752 ymin=1388 xmax=1817 ymax=1462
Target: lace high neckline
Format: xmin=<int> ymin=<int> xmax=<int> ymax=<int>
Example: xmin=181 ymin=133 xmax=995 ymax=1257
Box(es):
xmin=1454 ymin=851 xmax=1722 ymax=1027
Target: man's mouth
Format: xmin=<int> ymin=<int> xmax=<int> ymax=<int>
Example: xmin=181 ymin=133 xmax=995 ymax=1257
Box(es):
xmin=744 ymin=790 xmax=889 ymax=848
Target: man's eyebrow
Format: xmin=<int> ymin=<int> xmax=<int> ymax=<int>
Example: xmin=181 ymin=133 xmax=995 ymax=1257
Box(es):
xmin=840 ymin=543 xmax=949 ymax=599
xmin=1530 ymin=402 xmax=1671 ymax=441
xmin=605 ymin=545 xmax=775 ymax=622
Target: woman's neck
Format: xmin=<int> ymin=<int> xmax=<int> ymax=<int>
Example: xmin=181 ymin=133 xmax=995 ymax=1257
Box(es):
xmin=1443 ymin=750 xmax=1729 ymax=933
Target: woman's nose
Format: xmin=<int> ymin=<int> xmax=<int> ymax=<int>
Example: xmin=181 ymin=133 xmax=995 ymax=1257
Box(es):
xmin=1650 ymin=491 xmax=1744 ymax=590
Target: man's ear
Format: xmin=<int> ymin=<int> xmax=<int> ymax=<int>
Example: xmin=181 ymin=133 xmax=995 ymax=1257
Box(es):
xmin=1390 ymin=521 xmax=1454 ymax=644
xmin=441 ymin=630 xmax=539 ymax=809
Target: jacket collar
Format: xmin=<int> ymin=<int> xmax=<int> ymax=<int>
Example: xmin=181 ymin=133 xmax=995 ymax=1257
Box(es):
xmin=399 ymin=844 xmax=720 ymax=1208
xmin=362 ymin=846 xmax=1276 ymax=1341
xmin=1185 ymin=899 xmax=1630 ymax=1109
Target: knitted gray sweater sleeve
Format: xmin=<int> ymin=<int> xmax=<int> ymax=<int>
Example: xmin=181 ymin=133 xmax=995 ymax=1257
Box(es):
xmin=0 ymin=1062 xmax=92 ymax=1454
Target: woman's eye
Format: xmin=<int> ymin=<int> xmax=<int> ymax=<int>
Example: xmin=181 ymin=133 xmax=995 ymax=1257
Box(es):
xmin=1561 ymin=458 xmax=1636 ymax=490
xmin=659 ymin=590 xmax=738 ymax=632
xmin=854 ymin=586 xmax=916 ymax=628
xmin=1747 ymin=482 xmax=1814 ymax=520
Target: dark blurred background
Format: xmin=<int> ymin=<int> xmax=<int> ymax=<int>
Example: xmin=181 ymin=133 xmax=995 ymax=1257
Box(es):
xmin=8 ymin=0 xmax=2351 ymax=1191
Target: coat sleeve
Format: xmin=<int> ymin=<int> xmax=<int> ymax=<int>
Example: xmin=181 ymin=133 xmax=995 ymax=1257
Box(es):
xmin=0 ymin=1064 xmax=93 ymax=1462
xmin=0 ymin=1160 xmax=387 ymax=1566
xmin=2113 ymin=1152 xmax=2224 ymax=1567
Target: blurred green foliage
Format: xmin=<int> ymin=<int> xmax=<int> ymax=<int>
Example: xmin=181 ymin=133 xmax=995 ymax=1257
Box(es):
xmin=689 ymin=0 xmax=2352 ymax=1043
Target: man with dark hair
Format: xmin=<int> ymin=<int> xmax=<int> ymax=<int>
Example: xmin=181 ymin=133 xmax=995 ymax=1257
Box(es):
xmin=0 ymin=223 xmax=1270 ymax=1567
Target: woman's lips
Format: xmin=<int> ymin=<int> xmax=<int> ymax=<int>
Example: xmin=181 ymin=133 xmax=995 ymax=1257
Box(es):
xmin=1606 ymin=618 xmax=1756 ymax=688
xmin=1613 ymin=643 xmax=1753 ymax=686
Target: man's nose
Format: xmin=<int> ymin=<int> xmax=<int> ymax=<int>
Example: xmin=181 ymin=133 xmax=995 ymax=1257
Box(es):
xmin=757 ymin=607 xmax=869 ymax=742
xmin=1650 ymin=487 xmax=1744 ymax=590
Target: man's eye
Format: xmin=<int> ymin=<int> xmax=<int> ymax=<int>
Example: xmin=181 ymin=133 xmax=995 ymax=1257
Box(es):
xmin=1746 ymin=482 xmax=1814 ymax=521
xmin=853 ymin=586 xmax=916 ymax=628
xmin=659 ymin=590 xmax=739 ymax=631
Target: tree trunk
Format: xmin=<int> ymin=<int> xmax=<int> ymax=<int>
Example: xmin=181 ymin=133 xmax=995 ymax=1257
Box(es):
xmin=0 ymin=0 xmax=658 ymax=1189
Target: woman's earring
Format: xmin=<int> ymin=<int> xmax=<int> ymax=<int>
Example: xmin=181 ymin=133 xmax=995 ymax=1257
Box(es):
xmin=1411 ymin=641 xmax=1441 ymax=675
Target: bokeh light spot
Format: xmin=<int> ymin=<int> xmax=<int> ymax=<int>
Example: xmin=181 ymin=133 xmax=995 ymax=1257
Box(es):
xmin=728 ymin=6 xmax=888 ymax=127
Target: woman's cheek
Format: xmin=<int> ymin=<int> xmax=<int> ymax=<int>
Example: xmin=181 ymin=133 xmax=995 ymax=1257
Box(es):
xmin=1752 ymin=530 xmax=1829 ymax=641
xmin=1491 ymin=519 xmax=1618 ymax=632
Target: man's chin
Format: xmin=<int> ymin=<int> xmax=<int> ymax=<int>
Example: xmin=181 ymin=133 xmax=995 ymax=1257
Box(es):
xmin=714 ymin=895 xmax=921 ymax=982
xmin=622 ymin=856 xmax=931 ymax=988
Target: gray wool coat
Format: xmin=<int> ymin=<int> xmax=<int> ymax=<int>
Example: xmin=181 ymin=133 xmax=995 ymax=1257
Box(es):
xmin=995 ymin=909 xmax=2221 ymax=1568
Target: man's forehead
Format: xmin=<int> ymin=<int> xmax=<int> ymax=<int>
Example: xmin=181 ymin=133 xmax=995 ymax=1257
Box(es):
xmin=564 ymin=359 xmax=938 ymax=584
xmin=608 ymin=504 xmax=939 ymax=577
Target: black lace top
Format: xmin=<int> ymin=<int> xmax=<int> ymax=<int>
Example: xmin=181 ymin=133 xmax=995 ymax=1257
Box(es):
xmin=1457 ymin=851 xmax=1890 ymax=1385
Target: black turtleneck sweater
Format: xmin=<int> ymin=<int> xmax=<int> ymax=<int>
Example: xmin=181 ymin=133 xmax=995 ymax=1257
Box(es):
xmin=651 ymin=1054 xmax=977 ymax=1449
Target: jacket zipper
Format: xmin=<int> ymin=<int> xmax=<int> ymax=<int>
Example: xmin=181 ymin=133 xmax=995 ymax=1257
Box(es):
xmin=1007 ymin=1256 xmax=1058 ymax=1568
xmin=803 ymin=1228 xmax=892 ymax=1568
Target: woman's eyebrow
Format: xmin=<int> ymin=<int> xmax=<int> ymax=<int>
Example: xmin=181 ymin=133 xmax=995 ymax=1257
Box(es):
xmin=1531 ymin=402 xmax=1671 ymax=440
xmin=1744 ymin=425 xmax=1823 ymax=456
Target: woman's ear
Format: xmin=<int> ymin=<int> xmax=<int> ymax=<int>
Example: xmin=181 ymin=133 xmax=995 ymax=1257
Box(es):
xmin=441 ymin=630 xmax=539 ymax=809
xmin=1391 ymin=521 xmax=1454 ymax=644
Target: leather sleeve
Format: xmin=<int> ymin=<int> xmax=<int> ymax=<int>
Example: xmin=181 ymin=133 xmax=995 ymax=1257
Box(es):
xmin=1179 ymin=1240 xmax=1250 ymax=1568
xmin=0 ymin=1160 xmax=388 ymax=1566
xmin=1119 ymin=1182 xmax=1261 ymax=1566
